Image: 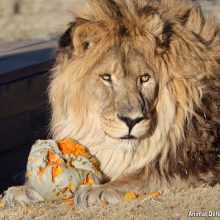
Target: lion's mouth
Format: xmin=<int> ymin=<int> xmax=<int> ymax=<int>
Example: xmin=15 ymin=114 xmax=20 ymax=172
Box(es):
xmin=120 ymin=135 xmax=137 ymax=140
xmin=104 ymin=131 xmax=138 ymax=140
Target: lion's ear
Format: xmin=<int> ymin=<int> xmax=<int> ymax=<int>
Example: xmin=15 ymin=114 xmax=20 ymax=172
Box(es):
xmin=72 ymin=22 xmax=105 ymax=57
xmin=58 ymin=22 xmax=76 ymax=60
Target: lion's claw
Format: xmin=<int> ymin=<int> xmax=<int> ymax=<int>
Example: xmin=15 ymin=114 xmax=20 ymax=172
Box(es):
xmin=2 ymin=186 xmax=44 ymax=206
xmin=74 ymin=185 xmax=123 ymax=206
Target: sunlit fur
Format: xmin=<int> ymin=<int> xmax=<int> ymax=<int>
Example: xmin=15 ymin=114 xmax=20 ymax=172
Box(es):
xmin=49 ymin=0 xmax=220 ymax=185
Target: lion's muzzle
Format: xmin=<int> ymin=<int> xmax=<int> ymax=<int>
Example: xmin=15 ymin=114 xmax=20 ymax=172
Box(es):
xmin=117 ymin=115 xmax=144 ymax=139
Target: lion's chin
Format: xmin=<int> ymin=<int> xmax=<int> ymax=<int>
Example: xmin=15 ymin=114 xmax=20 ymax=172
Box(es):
xmin=116 ymin=139 xmax=140 ymax=152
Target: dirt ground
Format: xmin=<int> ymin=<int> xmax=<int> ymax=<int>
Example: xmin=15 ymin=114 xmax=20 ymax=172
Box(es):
xmin=0 ymin=0 xmax=220 ymax=219
xmin=1 ymin=185 xmax=220 ymax=220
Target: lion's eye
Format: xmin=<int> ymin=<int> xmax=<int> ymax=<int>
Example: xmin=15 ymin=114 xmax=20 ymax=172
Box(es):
xmin=140 ymin=74 xmax=150 ymax=84
xmin=100 ymin=74 xmax=111 ymax=82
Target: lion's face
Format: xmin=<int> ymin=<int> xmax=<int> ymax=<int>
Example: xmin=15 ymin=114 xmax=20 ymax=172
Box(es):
xmin=86 ymin=46 xmax=159 ymax=142
xmin=49 ymin=0 xmax=177 ymax=159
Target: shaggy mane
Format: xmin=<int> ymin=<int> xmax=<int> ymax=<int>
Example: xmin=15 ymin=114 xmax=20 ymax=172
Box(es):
xmin=49 ymin=0 xmax=220 ymax=185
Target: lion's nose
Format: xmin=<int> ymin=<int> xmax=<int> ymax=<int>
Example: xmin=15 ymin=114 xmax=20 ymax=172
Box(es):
xmin=118 ymin=115 xmax=144 ymax=132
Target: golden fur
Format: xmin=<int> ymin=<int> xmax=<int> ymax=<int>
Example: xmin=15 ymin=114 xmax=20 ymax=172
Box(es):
xmin=49 ymin=0 xmax=220 ymax=183
xmin=2 ymin=0 xmax=220 ymax=206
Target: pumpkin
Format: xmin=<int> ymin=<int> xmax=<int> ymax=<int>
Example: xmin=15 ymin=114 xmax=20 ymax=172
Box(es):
xmin=27 ymin=139 xmax=102 ymax=202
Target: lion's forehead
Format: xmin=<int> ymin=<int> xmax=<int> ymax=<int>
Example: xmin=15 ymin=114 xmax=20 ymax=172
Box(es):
xmin=93 ymin=45 xmax=156 ymax=78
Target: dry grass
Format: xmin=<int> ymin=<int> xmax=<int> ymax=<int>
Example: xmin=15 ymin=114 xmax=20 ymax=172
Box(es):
xmin=1 ymin=185 xmax=220 ymax=220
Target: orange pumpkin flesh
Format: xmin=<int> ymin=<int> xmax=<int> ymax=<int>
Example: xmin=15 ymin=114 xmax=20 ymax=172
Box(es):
xmin=56 ymin=139 xmax=89 ymax=157
xmin=146 ymin=191 xmax=161 ymax=198
xmin=81 ymin=174 xmax=94 ymax=185
xmin=124 ymin=192 xmax=138 ymax=201
xmin=37 ymin=167 xmax=45 ymax=182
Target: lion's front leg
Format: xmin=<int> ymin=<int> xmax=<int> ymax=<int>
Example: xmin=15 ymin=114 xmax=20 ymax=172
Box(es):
xmin=75 ymin=170 xmax=153 ymax=206
xmin=2 ymin=185 xmax=44 ymax=206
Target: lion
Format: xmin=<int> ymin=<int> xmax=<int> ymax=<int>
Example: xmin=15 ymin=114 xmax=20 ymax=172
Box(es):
xmin=2 ymin=0 xmax=220 ymax=206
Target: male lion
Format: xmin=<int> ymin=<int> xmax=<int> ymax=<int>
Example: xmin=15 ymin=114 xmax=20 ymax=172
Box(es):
xmin=3 ymin=0 xmax=220 ymax=206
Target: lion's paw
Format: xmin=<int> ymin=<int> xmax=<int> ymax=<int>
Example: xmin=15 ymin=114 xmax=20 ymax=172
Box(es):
xmin=74 ymin=185 xmax=123 ymax=206
xmin=2 ymin=186 xmax=44 ymax=206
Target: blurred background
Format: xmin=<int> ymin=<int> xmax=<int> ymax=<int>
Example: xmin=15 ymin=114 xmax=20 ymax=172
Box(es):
xmin=0 ymin=0 xmax=219 ymax=42
xmin=0 ymin=0 xmax=80 ymax=42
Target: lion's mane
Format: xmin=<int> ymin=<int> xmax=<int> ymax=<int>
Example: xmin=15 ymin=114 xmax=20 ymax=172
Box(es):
xmin=49 ymin=0 xmax=220 ymax=186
